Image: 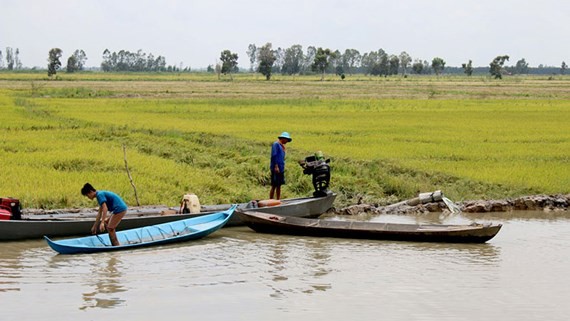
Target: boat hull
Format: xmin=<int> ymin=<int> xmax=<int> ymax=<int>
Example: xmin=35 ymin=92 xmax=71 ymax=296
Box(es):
xmin=45 ymin=205 xmax=236 ymax=254
xmin=238 ymin=211 xmax=502 ymax=243
xmin=1 ymin=192 xmax=336 ymax=241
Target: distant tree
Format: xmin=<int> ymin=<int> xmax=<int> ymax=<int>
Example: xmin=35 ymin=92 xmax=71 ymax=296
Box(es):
xmin=561 ymin=61 xmax=567 ymax=75
xmin=66 ymin=49 xmax=87 ymax=73
xmin=462 ymin=60 xmax=473 ymax=76
xmin=282 ymin=44 xmax=304 ymax=75
xmin=257 ymin=43 xmax=276 ymax=80
xmin=215 ymin=63 xmax=222 ymax=80
xmin=47 ymin=48 xmax=63 ymax=77
xmin=0 ymin=50 xmax=3 ymax=69
xmin=304 ymin=46 xmax=316 ymax=74
xmin=329 ymin=49 xmax=342 ymax=74
xmin=361 ymin=49 xmax=388 ymax=76
xmin=5 ymin=47 xmax=14 ymax=70
xmin=14 ymin=48 xmax=22 ymax=69
xmin=360 ymin=51 xmax=372 ymax=75
xmin=376 ymin=49 xmax=389 ymax=76
xmin=335 ymin=65 xmax=345 ymax=79
xmin=101 ymin=49 xmax=111 ymax=71
xmin=311 ymin=47 xmax=336 ymax=80
xmin=388 ymin=55 xmax=400 ymax=75
xmin=514 ymin=58 xmax=529 ymax=74
xmin=412 ymin=59 xmax=424 ymax=74
xmin=342 ymin=49 xmax=361 ymax=75
xmin=431 ymin=57 xmax=446 ymax=75
xmin=100 ymin=49 xmax=167 ymax=72
xmin=489 ymin=55 xmax=510 ymax=79
xmin=207 ymin=64 xmax=214 ymax=73
xmin=246 ymin=44 xmax=257 ymax=72
xmin=66 ymin=55 xmax=77 ymax=73
xmin=273 ymin=47 xmax=284 ymax=73
xmin=423 ymin=60 xmax=431 ymax=74
xmin=399 ymin=51 xmax=411 ymax=75
xmin=220 ymin=50 xmax=238 ymax=79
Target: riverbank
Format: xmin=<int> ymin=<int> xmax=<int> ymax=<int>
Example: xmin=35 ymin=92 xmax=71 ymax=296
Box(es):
xmin=21 ymin=194 xmax=570 ymax=218
xmin=335 ymin=194 xmax=570 ymax=215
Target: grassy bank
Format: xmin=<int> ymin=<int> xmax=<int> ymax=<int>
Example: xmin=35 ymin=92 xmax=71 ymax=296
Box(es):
xmin=1 ymin=73 xmax=568 ymax=209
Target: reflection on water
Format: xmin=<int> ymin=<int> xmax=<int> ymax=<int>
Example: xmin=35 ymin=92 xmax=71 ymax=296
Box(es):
xmin=80 ymin=256 xmax=127 ymax=310
xmin=263 ymin=238 xmax=333 ymax=299
xmin=1 ymin=211 xmax=570 ymax=321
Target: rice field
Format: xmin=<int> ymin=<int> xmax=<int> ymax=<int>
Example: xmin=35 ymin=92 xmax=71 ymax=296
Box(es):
xmin=1 ymin=72 xmax=569 ymax=209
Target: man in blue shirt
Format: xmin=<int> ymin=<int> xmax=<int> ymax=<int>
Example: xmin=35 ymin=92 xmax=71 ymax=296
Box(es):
xmin=270 ymin=132 xmax=292 ymax=200
xmin=81 ymin=183 xmax=128 ymax=246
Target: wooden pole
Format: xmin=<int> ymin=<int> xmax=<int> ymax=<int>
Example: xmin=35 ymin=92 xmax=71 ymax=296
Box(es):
xmin=123 ymin=144 xmax=140 ymax=206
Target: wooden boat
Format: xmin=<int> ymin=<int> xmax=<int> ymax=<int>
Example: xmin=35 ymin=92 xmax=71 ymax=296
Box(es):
xmin=45 ymin=205 xmax=236 ymax=254
xmin=0 ymin=191 xmax=336 ymax=241
xmin=238 ymin=211 xmax=502 ymax=243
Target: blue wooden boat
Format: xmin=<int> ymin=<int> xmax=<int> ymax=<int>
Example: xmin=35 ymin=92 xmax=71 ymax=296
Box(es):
xmin=45 ymin=205 xmax=236 ymax=254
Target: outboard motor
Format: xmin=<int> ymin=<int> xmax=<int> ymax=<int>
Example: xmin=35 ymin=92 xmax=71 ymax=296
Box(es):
xmin=299 ymin=151 xmax=331 ymax=197
xmin=0 ymin=197 xmax=22 ymax=220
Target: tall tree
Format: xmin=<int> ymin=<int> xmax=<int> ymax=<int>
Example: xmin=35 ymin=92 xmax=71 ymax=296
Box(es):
xmin=399 ymin=51 xmax=411 ymax=75
xmin=562 ymin=61 xmax=568 ymax=75
xmin=220 ymin=50 xmax=238 ymax=79
xmin=5 ymin=47 xmax=14 ymax=70
xmin=66 ymin=49 xmax=87 ymax=73
xmin=489 ymin=55 xmax=509 ymax=79
xmin=514 ymin=58 xmax=529 ymax=74
xmin=330 ymin=49 xmax=342 ymax=75
xmin=412 ymin=59 xmax=424 ymax=74
xmin=388 ymin=55 xmax=400 ymax=75
xmin=342 ymin=49 xmax=361 ymax=75
xmin=282 ymin=44 xmax=304 ymax=75
xmin=246 ymin=43 xmax=257 ymax=72
xmin=311 ymin=48 xmax=336 ymax=80
xmin=273 ymin=47 xmax=284 ymax=73
xmin=361 ymin=49 xmax=388 ymax=76
xmin=47 ymin=48 xmax=63 ymax=77
xmin=377 ymin=49 xmax=389 ymax=76
xmin=462 ymin=60 xmax=473 ymax=76
xmin=304 ymin=46 xmax=316 ymax=74
xmin=431 ymin=57 xmax=446 ymax=75
xmin=257 ymin=43 xmax=276 ymax=80
xmin=14 ymin=48 xmax=22 ymax=69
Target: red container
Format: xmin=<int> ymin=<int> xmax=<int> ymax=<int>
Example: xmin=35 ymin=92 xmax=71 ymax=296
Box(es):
xmin=0 ymin=208 xmax=11 ymax=220
xmin=0 ymin=197 xmax=21 ymax=220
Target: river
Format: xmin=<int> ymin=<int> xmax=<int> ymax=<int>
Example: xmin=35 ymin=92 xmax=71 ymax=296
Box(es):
xmin=1 ymin=211 xmax=569 ymax=321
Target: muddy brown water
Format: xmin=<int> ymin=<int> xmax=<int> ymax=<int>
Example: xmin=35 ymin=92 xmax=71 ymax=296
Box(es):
xmin=1 ymin=211 xmax=569 ymax=321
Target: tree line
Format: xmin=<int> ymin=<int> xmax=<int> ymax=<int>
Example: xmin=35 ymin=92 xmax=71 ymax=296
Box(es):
xmin=0 ymin=47 xmax=23 ymax=70
xmin=1 ymin=46 xmax=567 ymax=78
xmin=238 ymin=43 xmax=567 ymax=80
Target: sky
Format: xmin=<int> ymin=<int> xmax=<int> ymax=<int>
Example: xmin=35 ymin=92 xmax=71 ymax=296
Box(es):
xmin=1 ymin=0 xmax=569 ymax=69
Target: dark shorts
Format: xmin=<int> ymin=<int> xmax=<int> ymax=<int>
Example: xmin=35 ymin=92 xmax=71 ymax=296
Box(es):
xmin=271 ymin=171 xmax=285 ymax=187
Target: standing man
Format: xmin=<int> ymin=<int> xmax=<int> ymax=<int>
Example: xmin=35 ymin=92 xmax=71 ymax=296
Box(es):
xmin=270 ymin=132 xmax=292 ymax=200
xmin=81 ymin=183 xmax=127 ymax=246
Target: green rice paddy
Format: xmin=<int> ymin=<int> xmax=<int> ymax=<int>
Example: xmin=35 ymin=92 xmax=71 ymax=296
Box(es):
xmin=1 ymin=72 xmax=568 ymax=209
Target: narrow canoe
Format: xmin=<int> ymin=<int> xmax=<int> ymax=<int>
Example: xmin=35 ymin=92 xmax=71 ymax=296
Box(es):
xmin=238 ymin=211 xmax=502 ymax=243
xmin=1 ymin=192 xmax=336 ymax=241
xmin=45 ymin=205 xmax=236 ymax=254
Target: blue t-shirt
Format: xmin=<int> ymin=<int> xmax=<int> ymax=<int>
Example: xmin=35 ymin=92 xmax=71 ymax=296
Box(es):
xmin=270 ymin=141 xmax=286 ymax=173
xmin=96 ymin=191 xmax=128 ymax=214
